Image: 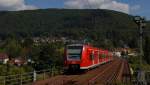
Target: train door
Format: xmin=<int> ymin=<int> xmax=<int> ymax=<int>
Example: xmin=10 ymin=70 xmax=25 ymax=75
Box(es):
xmin=99 ymin=50 xmax=103 ymax=64
xmin=105 ymin=51 xmax=107 ymax=62
xmin=88 ymin=49 xmax=94 ymax=66
xmin=102 ymin=52 xmax=106 ymax=63
xmin=91 ymin=50 xmax=94 ymax=65
xmin=98 ymin=51 xmax=100 ymax=64
xmin=94 ymin=50 xmax=98 ymax=65
xmin=106 ymin=51 xmax=109 ymax=62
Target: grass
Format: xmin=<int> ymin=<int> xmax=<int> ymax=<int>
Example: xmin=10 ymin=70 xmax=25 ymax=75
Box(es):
xmin=128 ymin=56 xmax=150 ymax=71
xmin=0 ymin=76 xmax=4 ymax=85
xmin=127 ymin=56 xmax=150 ymax=85
xmin=115 ymin=82 xmax=133 ymax=85
xmin=129 ymin=62 xmax=150 ymax=72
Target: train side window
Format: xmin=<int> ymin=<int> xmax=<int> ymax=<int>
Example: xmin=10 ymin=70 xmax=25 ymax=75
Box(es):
xmin=99 ymin=53 xmax=103 ymax=59
xmin=90 ymin=52 xmax=94 ymax=60
xmin=98 ymin=52 xmax=101 ymax=59
xmin=102 ymin=54 xmax=106 ymax=58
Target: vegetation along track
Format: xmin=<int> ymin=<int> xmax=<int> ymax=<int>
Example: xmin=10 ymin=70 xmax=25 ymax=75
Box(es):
xmin=32 ymin=58 xmax=131 ymax=85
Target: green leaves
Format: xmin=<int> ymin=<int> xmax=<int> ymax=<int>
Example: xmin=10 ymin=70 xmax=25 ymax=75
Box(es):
xmin=4 ymin=38 xmax=22 ymax=58
xmin=30 ymin=42 xmax=64 ymax=70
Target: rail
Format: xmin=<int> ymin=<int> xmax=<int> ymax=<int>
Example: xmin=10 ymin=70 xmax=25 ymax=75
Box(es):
xmin=106 ymin=61 xmax=124 ymax=84
xmin=88 ymin=59 xmax=120 ymax=85
xmin=87 ymin=59 xmax=131 ymax=85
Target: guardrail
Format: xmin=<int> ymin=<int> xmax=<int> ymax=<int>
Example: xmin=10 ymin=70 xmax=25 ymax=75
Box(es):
xmin=132 ymin=71 xmax=150 ymax=85
xmin=0 ymin=68 xmax=63 ymax=85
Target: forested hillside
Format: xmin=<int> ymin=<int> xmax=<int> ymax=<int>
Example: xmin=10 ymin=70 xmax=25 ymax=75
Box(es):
xmin=0 ymin=9 xmax=150 ymax=48
xmin=0 ymin=9 xmax=150 ymax=70
xmin=1 ymin=9 xmax=149 ymax=47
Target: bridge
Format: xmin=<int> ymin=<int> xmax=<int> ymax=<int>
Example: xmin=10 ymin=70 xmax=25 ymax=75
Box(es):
xmin=32 ymin=57 xmax=131 ymax=85
xmin=1 ymin=57 xmax=150 ymax=85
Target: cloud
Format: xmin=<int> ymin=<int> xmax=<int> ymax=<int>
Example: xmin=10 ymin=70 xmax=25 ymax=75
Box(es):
xmin=130 ymin=5 xmax=141 ymax=12
xmin=0 ymin=0 xmax=37 ymax=11
xmin=64 ymin=0 xmax=129 ymax=13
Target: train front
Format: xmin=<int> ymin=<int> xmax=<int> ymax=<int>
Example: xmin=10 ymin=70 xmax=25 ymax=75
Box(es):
xmin=64 ymin=44 xmax=83 ymax=72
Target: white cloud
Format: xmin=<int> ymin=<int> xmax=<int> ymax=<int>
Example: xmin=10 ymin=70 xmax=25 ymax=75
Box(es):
xmin=0 ymin=0 xmax=37 ymax=11
xmin=64 ymin=0 xmax=129 ymax=13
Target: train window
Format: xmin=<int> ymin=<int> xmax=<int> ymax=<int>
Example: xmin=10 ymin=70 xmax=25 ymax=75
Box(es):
xmin=98 ymin=53 xmax=101 ymax=59
xmin=98 ymin=52 xmax=100 ymax=59
xmin=99 ymin=53 xmax=102 ymax=58
xmin=90 ymin=53 xmax=94 ymax=60
xmin=68 ymin=53 xmax=81 ymax=59
xmin=102 ymin=54 xmax=106 ymax=58
xmin=68 ymin=46 xmax=83 ymax=49
xmin=67 ymin=46 xmax=83 ymax=60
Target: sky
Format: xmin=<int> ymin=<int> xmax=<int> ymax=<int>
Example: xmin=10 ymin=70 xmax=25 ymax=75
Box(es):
xmin=0 ymin=0 xmax=149 ymax=20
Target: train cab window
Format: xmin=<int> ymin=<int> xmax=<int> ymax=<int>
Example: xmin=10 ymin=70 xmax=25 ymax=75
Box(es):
xmin=67 ymin=45 xmax=83 ymax=60
xmin=68 ymin=46 xmax=83 ymax=49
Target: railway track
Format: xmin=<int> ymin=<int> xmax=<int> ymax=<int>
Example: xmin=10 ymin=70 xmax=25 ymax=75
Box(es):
xmin=32 ymin=58 xmax=131 ymax=85
xmin=88 ymin=59 xmax=131 ymax=85
xmin=87 ymin=58 xmax=123 ymax=85
xmin=66 ymin=60 xmax=116 ymax=85
xmin=122 ymin=60 xmax=131 ymax=83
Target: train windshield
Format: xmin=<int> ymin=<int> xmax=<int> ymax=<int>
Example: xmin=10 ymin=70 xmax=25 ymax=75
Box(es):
xmin=67 ymin=45 xmax=83 ymax=60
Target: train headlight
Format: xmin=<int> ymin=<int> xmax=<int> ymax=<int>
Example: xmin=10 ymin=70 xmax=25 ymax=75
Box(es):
xmin=83 ymin=47 xmax=85 ymax=51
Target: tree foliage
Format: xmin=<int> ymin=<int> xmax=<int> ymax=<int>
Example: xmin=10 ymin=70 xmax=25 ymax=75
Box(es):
xmin=0 ymin=9 xmax=150 ymax=66
xmin=0 ymin=9 xmax=148 ymax=48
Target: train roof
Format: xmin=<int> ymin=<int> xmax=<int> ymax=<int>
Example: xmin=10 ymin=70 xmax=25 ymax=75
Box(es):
xmin=66 ymin=44 xmax=110 ymax=52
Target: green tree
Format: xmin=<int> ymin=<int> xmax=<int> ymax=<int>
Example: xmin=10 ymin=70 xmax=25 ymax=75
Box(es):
xmin=4 ymin=39 xmax=22 ymax=58
xmin=31 ymin=42 xmax=64 ymax=70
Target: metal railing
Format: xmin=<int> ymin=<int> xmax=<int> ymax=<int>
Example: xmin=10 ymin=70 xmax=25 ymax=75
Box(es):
xmin=132 ymin=71 xmax=150 ymax=85
xmin=0 ymin=68 xmax=63 ymax=85
xmin=145 ymin=71 xmax=150 ymax=84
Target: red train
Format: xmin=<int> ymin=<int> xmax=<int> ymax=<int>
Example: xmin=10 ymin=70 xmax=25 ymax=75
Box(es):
xmin=64 ymin=44 xmax=113 ymax=71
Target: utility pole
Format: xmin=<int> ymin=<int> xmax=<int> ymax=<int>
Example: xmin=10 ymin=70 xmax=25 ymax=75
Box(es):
xmin=134 ymin=16 xmax=146 ymax=67
xmin=134 ymin=16 xmax=147 ymax=85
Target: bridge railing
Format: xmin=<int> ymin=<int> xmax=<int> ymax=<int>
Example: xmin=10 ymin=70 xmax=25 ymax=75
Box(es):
xmin=132 ymin=71 xmax=150 ymax=85
xmin=0 ymin=68 xmax=63 ymax=85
